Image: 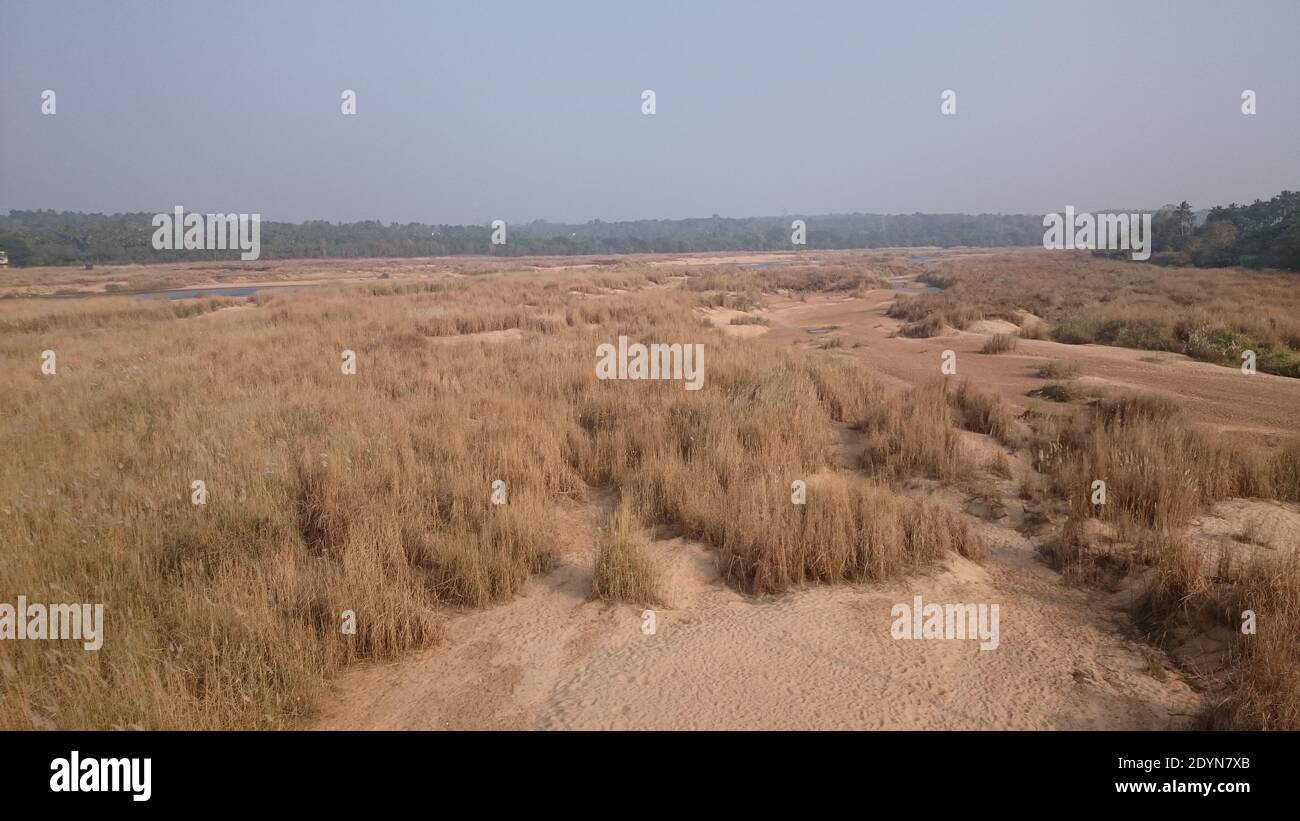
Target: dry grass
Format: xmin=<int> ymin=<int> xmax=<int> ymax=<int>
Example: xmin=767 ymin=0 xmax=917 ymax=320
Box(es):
xmin=986 ymin=450 xmax=1013 ymax=479
xmin=0 ymin=258 xmax=981 ymax=729
xmin=858 ymin=381 xmax=971 ymax=483
xmin=922 ymin=251 xmax=1300 ymax=377
xmin=979 ymin=333 xmax=1017 ymax=355
xmin=1027 ymin=388 xmax=1300 ymax=728
xmin=900 ymin=313 xmax=944 ymax=338
xmin=9 ymin=251 xmax=1295 ymax=731
xmin=684 ymin=255 xmax=895 ymax=297
xmin=1273 ymin=440 xmax=1300 ymax=503
xmin=949 ymin=380 xmax=1019 ymax=448
xmin=715 ymin=475 xmax=984 ymax=593
xmin=1035 ymin=359 xmax=1082 ymax=380
xmin=591 ymin=500 xmax=660 ymax=605
xmin=1133 ymin=532 xmax=1300 ymax=730
xmin=1206 ymin=554 xmax=1300 ymax=729
xmin=1018 ymin=317 xmax=1048 ymax=339
xmin=1037 ymin=395 xmax=1271 ymax=537
xmin=887 ymin=292 xmax=986 ymax=330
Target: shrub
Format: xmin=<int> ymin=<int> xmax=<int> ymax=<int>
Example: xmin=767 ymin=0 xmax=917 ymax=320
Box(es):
xmin=1050 ymin=314 xmax=1097 ymax=345
xmin=901 ymin=313 xmax=944 ymax=338
xmin=980 ymin=333 xmax=1017 ymax=354
xmin=1018 ymin=317 xmax=1048 ymax=339
xmin=1028 ymin=383 xmax=1077 ymax=403
xmin=1035 ymin=360 xmax=1082 ymax=380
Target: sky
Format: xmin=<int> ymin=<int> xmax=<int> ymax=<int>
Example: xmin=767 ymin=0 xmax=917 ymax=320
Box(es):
xmin=1 ymin=0 xmax=1297 ymax=224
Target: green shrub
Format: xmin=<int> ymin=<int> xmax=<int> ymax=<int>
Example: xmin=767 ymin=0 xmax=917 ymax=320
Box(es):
xmin=1050 ymin=314 xmax=1096 ymax=345
xmin=1094 ymin=318 xmax=1178 ymax=352
xmin=1184 ymin=325 xmax=1257 ymax=364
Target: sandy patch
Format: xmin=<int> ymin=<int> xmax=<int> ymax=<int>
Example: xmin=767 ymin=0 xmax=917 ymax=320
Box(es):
xmin=755 ymin=292 xmax=1300 ymax=438
xmin=966 ymin=319 xmax=1021 ymax=335
xmin=650 ymin=253 xmax=808 ymax=268
xmin=1189 ymin=499 xmax=1300 ymax=557
xmin=430 ymin=328 xmax=524 ymax=344
xmin=699 ymin=307 xmax=771 ymax=338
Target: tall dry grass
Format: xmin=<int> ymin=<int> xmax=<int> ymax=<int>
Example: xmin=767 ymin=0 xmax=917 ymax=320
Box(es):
xmin=1205 ymin=553 xmax=1300 ymax=729
xmin=1028 ymin=390 xmax=1300 ymax=727
xmin=591 ymin=500 xmax=660 ymax=605
xmin=979 ymin=333 xmax=1017 ymax=355
xmin=858 ymin=381 xmax=970 ymax=482
xmin=714 ymin=475 xmax=983 ymax=593
xmin=1033 ymin=395 xmax=1271 ymax=541
xmin=0 ymin=278 xmax=590 ymax=728
xmin=1132 ymin=530 xmax=1300 ymax=730
xmin=950 ymin=380 xmax=1019 ymax=448
xmin=0 ymin=259 xmax=979 ymax=728
xmin=887 ymin=292 xmax=986 ymax=330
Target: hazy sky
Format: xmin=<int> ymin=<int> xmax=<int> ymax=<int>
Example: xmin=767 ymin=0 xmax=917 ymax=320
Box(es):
xmin=1 ymin=0 xmax=1297 ymax=224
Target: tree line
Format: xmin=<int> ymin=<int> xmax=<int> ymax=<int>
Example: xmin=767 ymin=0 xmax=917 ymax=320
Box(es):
xmin=3 ymin=193 xmax=1295 ymax=269
xmin=1106 ymin=191 xmax=1300 ymax=271
xmin=0 ymin=211 xmax=1044 ymax=267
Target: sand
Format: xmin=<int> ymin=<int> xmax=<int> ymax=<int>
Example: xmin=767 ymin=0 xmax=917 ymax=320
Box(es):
xmin=760 ymin=291 xmax=1300 ymax=438
xmin=311 ymin=451 xmax=1204 ymax=729
xmin=429 ymin=328 xmax=524 ymax=344
xmin=965 ymin=319 xmax=1021 ymax=335
xmin=698 ymin=307 xmax=771 ymax=338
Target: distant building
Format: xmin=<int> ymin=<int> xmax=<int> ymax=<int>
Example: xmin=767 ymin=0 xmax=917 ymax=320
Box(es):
xmin=0 ymin=250 xmax=8 ymax=268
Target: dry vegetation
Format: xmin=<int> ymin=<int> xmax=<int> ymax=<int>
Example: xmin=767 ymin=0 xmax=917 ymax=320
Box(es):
xmin=4 ymin=249 xmax=1298 ymax=731
xmin=1035 ymin=359 xmax=1082 ymax=380
xmin=897 ymin=254 xmax=1300 ymax=727
xmin=979 ymin=333 xmax=1017 ymax=355
xmin=1018 ymin=317 xmax=1048 ymax=340
xmin=887 ymin=291 xmax=984 ymax=333
xmin=1027 ymin=383 xmax=1088 ymax=403
xmin=591 ymin=501 xmax=660 ymax=605
xmin=0 ymin=255 xmax=974 ymax=730
xmin=950 ymin=380 xmax=1019 ymax=448
xmin=1028 ymin=393 xmax=1300 ymax=727
xmin=911 ymin=252 xmax=1300 ymax=377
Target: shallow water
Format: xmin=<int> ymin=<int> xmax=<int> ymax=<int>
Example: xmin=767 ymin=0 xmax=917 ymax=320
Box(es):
xmin=140 ymin=286 xmax=261 ymax=299
xmin=890 ymin=280 xmax=942 ymax=294
xmin=42 ymin=283 xmax=319 ymax=300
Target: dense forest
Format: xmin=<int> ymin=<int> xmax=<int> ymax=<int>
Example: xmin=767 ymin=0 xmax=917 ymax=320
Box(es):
xmin=1107 ymin=191 xmax=1300 ymax=271
xmin=0 ymin=211 xmax=1044 ymax=266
